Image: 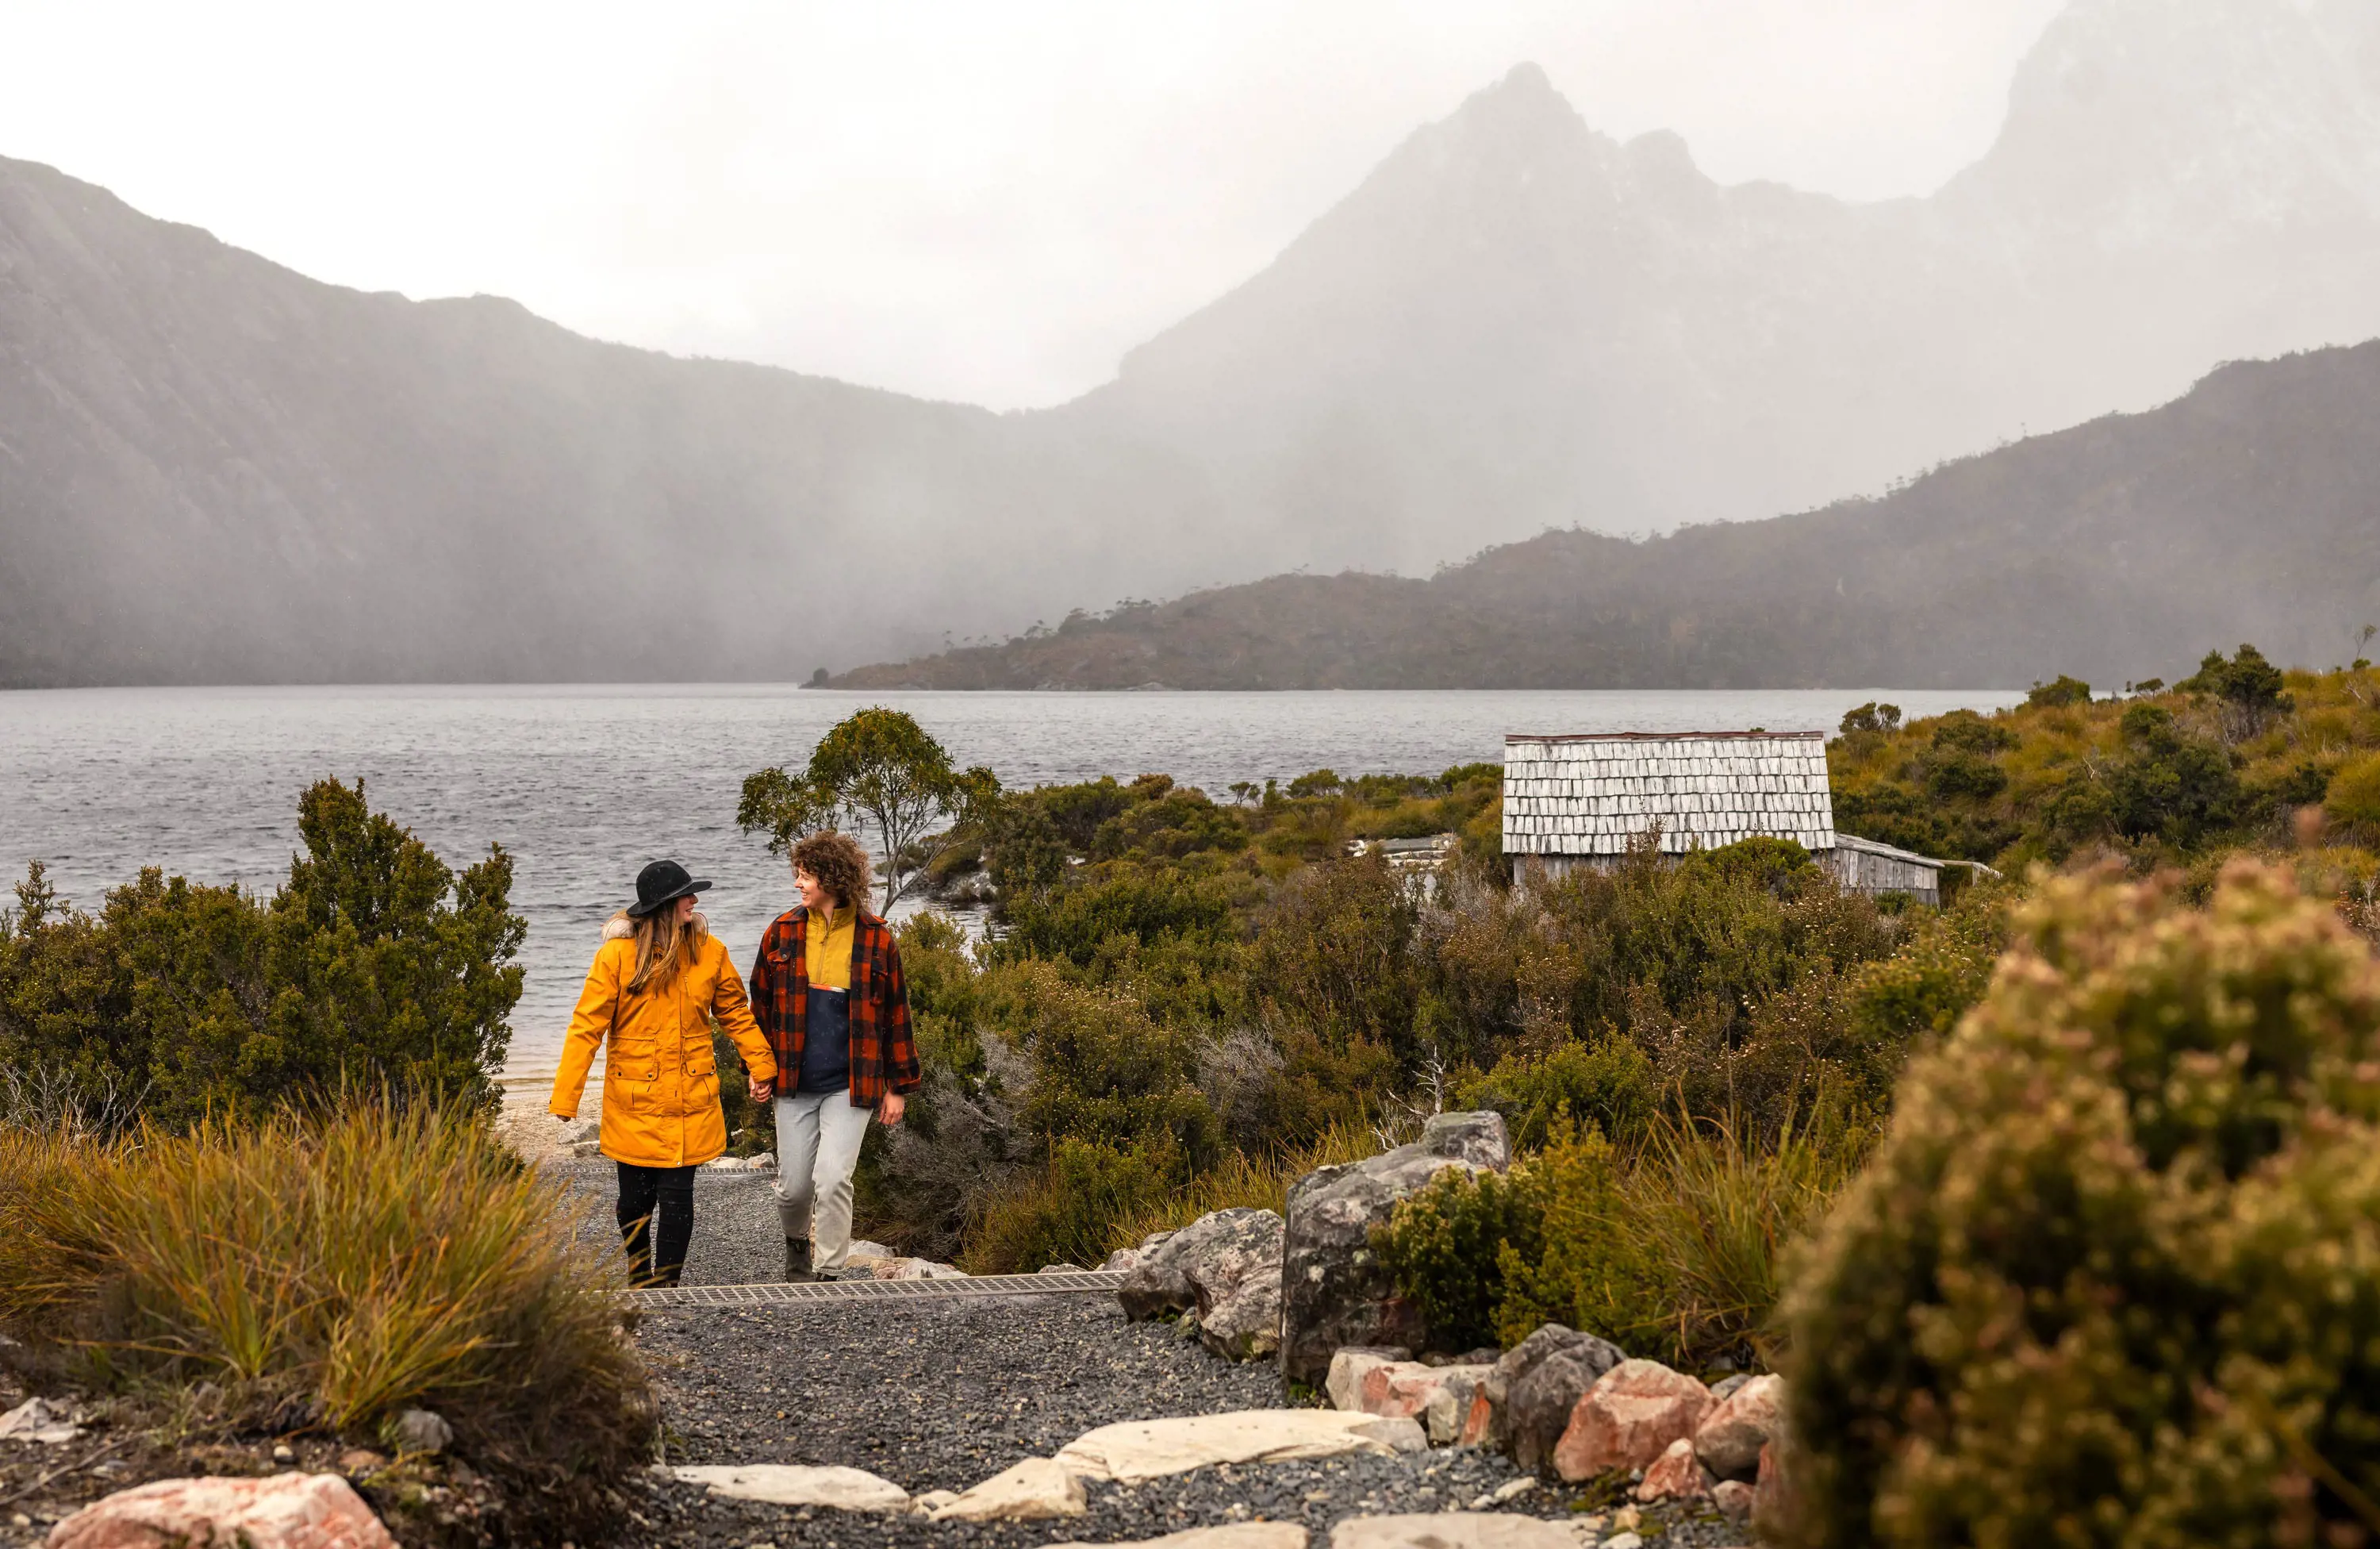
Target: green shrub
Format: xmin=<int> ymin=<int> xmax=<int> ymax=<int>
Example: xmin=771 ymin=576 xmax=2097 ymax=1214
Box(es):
xmin=2025 ymin=675 xmax=2093 ymax=709
xmin=0 ymin=1101 xmax=647 ymax=1540
xmin=1781 ymin=859 xmax=2380 ymax=1548
xmin=994 ymin=859 xmax=1242 ymax=971
xmin=1457 ymin=1034 xmax=1657 ymax=1151
xmin=2109 ymin=702 xmax=2240 ymax=845
xmin=1253 ymin=851 xmax=1421 ymax=1062
xmin=0 ymin=780 xmax=524 ymax=1128
xmin=1374 ymin=1163 xmax=1550 ymax=1355
xmin=962 ymin=1134 xmax=1177 ymax=1273
xmin=1493 ymin=1124 xmax=1661 ymax=1351
xmin=2329 ymin=752 xmax=2380 ymax=836
xmin=990 ymin=963 xmax=1221 ymax=1167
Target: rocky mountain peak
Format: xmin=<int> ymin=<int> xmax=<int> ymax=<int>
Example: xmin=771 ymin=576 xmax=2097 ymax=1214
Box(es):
xmin=1949 ymin=0 xmax=2380 ymax=236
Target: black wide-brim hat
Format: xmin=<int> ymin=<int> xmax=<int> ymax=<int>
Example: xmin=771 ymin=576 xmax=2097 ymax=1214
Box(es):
xmin=628 ymin=859 xmax=712 ymax=917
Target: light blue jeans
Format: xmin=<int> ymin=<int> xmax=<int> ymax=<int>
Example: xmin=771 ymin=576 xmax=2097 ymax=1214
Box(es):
xmin=773 ymin=1091 xmax=873 ymax=1270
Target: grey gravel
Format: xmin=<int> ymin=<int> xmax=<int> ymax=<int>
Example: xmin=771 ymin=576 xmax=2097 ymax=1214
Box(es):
xmin=550 ymin=1164 xmax=1749 ymax=1548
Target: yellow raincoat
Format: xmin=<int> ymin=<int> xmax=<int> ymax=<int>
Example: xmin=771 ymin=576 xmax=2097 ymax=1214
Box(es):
xmin=549 ymin=913 xmax=778 ymax=1168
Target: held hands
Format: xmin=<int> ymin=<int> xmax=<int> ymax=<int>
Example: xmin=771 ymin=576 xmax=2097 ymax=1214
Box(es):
xmin=750 ymin=1075 xmax=774 ymax=1104
xmin=880 ymin=1093 xmax=905 ymax=1127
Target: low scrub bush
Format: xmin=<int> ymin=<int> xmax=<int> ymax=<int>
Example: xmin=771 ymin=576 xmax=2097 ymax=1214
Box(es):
xmin=1373 ymin=1159 xmax=1553 ymax=1355
xmin=0 ymin=781 xmax=524 ymax=1128
xmin=1376 ymin=1113 xmax=1855 ymax=1369
xmin=962 ymin=1134 xmax=1179 ymax=1274
xmin=0 ymin=1101 xmax=648 ymax=1539
xmin=1782 ymin=859 xmax=2380 ymax=1548
xmin=1457 ymin=1034 xmax=1658 ymax=1151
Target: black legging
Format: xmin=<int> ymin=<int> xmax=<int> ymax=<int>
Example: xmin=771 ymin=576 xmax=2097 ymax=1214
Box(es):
xmin=616 ymin=1162 xmax=696 ymax=1287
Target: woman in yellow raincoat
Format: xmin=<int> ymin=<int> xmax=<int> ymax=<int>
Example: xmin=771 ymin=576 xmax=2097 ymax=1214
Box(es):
xmin=550 ymin=859 xmax=777 ymax=1287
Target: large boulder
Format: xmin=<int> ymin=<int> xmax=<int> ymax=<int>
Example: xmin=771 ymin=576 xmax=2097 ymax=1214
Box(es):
xmin=1488 ymin=1324 xmax=1626 ymax=1473
xmin=1552 ymin=1359 xmax=1714 ymax=1481
xmin=48 ymin=1474 xmax=397 ymax=1549
xmin=1279 ymin=1111 xmax=1510 ymax=1386
xmin=1118 ymin=1208 xmax=1285 ymax=1362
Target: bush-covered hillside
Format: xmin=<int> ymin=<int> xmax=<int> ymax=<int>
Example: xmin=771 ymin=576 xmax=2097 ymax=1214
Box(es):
xmin=824 ymin=755 xmax=2017 ymax=1297
xmin=1832 ymin=650 xmax=2380 ymax=871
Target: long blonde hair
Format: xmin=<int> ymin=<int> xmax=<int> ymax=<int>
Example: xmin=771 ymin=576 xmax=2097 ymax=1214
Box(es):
xmin=619 ymin=907 xmax=704 ymax=994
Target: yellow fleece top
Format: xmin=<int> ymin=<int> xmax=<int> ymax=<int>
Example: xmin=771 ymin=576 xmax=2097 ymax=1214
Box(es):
xmin=805 ymin=905 xmax=856 ymax=990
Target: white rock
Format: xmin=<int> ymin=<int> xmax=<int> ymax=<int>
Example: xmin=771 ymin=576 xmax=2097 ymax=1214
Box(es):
xmin=673 ymin=1463 xmax=911 ymax=1512
xmin=47 ymin=1474 xmax=396 ymax=1549
xmin=1045 ymin=1524 xmax=1307 ymax=1549
xmin=931 ymin=1457 xmax=1088 ymax=1521
xmin=1324 ymin=1347 xmax=1408 ymax=1413
xmin=1328 ymin=1512 xmax=1582 ymax=1549
xmin=1491 ymin=1478 xmax=1537 ymax=1504
xmin=0 ymin=1397 xmax=80 ymax=1445
xmin=1604 ymin=1536 xmax=1643 ymax=1549
xmin=1054 ymin=1410 xmax=1426 ymax=1484
xmin=390 ymin=1409 xmax=451 ymax=1455
xmin=885 ymin=1257 xmax=969 ymax=1280
xmin=846 ymin=1240 xmax=900 ymax=1261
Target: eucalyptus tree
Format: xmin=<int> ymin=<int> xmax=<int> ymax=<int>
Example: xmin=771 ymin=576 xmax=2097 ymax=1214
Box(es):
xmin=739 ymin=707 xmax=998 ymax=911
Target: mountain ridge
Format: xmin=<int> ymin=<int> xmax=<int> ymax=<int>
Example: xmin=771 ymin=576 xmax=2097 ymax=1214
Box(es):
xmin=827 ymin=341 xmax=2380 ymax=690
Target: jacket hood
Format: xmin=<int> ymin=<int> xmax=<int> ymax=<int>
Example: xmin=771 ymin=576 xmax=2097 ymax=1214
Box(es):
xmin=605 ymin=909 xmax=708 ymax=942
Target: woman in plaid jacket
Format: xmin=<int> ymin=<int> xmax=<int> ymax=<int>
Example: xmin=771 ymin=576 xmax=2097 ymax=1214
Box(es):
xmin=747 ymin=830 xmax=921 ymax=1281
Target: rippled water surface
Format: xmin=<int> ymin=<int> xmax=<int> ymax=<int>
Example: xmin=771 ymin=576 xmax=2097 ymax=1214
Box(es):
xmin=2 ymin=685 xmax=2021 ymax=1085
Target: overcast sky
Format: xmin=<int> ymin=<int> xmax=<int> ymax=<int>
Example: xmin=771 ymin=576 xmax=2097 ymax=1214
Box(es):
xmin=5 ymin=0 xmax=2068 ymax=409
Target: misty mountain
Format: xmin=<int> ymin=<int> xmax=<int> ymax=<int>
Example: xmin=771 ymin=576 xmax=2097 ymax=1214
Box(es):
xmin=0 ymin=156 xmax=1179 ymax=684
xmin=827 ymin=340 xmax=2380 ymax=690
xmin=1058 ymin=0 xmax=2380 ymax=577
xmin=3 ymin=0 xmax=2378 ymax=684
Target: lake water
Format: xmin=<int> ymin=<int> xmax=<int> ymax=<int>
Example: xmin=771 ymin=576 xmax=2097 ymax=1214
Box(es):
xmin=1 ymin=685 xmax=2021 ymax=1091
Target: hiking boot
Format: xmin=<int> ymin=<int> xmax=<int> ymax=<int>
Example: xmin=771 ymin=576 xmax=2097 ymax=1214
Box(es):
xmin=785 ymin=1236 xmax=817 ymax=1283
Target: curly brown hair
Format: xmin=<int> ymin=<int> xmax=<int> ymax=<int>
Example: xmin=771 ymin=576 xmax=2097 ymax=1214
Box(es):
xmin=789 ymin=830 xmax=873 ymax=912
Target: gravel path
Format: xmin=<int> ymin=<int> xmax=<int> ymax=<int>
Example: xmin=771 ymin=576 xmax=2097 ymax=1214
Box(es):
xmin=551 ymin=1164 xmax=1750 ymax=1549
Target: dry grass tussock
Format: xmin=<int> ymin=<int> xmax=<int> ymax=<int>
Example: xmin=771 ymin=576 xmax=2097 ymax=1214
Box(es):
xmin=0 ymin=1101 xmax=651 ymax=1538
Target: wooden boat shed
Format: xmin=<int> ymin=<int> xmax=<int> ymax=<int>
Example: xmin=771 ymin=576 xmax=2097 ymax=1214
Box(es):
xmin=1501 ymin=730 xmax=1952 ymax=905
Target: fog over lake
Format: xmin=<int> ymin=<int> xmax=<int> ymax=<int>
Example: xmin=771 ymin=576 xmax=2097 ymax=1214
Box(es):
xmin=2 ymin=685 xmax=2021 ymax=1087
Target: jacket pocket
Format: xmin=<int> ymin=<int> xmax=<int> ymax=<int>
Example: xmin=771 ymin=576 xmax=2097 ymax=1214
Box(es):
xmin=609 ymin=1036 xmax=660 ymax=1084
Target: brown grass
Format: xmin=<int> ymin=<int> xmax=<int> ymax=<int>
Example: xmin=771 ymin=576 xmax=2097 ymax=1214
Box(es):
xmin=0 ymin=1101 xmax=650 ymax=1539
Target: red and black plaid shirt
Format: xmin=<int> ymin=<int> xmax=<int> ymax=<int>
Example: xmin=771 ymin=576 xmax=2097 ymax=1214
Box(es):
xmin=748 ymin=906 xmax=919 ymax=1105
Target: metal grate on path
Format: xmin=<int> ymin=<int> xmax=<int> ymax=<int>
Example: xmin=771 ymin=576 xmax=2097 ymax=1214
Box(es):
xmin=628 ymin=1270 xmax=1126 ymax=1310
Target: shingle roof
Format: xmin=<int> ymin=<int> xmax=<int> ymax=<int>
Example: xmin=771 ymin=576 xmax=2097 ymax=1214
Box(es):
xmin=1502 ymin=731 xmax=1837 ymax=857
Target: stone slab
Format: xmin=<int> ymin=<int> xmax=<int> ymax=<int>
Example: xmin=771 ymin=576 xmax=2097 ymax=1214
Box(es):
xmin=1055 ymin=1410 xmax=1426 ymax=1484
xmin=931 ymin=1456 xmax=1088 ymax=1521
xmin=1046 ymin=1524 xmax=1309 ymax=1549
xmin=1328 ymin=1511 xmax=1589 ymax=1549
xmin=672 ymin=1463 xmax=910 ymax=1512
